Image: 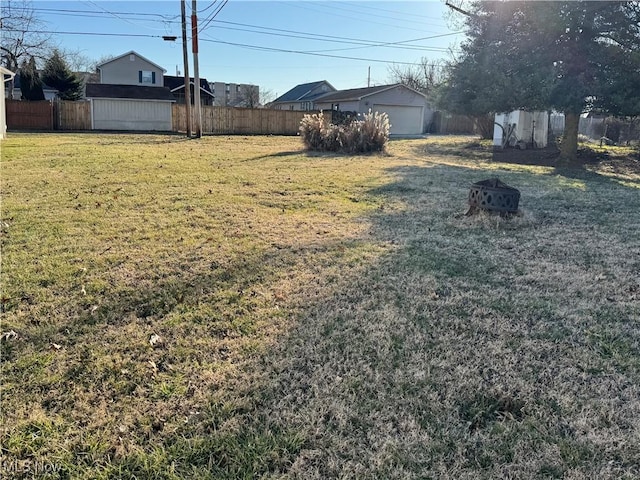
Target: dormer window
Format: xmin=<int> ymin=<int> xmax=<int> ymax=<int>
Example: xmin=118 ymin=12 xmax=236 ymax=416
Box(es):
xmin=139 ymin=70 xmax=155 ymax=84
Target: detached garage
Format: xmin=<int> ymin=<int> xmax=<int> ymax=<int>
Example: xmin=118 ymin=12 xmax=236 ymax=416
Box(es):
xmin=315 ymin=84 xmax=433 ymax=135
xmin=86 ymin=83 xmax=175 ymax=131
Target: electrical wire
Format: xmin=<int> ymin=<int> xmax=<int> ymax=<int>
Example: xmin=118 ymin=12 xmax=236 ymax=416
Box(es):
xmin=198 ymin=1 xmax=219 ymax=14
xmin=296 ymin=1 xmax=450 ymax=29
xmin=2 ymin=28 xmax=164 ymax=39
xmin=82 ymin=0 xmax=171 ymax=31
xmin=277 ymin=1 xmax=435 ymax=34
xmin=198 ymin=34 xmax=448 ymax=66
xmin=200 ymin=23 xmax=455 ymax=52
xmin=199 ymin=0 xmax=229 ymax=32
xmin=31 ymin=7 xmax=179 ymax=20
xmin=30 ymin=7 xmax=462 ymax=52
xmin=342 ymin=1 xmax=447 ymax=22
xmin=2 ymin=26 xmax=449 ymax=67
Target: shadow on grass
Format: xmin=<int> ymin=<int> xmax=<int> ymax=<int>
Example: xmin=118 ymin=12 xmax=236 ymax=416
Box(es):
xmin=4 ymin=147 xmax=640 ymax=479
xmin=414 ymin=138 xmax=640 ymax=189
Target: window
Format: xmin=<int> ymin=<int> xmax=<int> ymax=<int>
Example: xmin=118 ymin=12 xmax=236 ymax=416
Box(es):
xmin=225 ymin=84 xmax=230 ymax=92
xmin=139 ymin=70 xmax=155 ymax=84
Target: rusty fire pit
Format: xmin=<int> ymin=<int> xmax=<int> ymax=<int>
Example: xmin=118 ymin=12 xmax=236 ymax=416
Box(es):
xmin=468 ymin=178 xmax=520 ymax=214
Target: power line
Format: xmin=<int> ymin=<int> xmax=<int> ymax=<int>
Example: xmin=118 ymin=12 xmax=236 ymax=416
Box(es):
xmin=2 ymin=28 xmax=164 ymax=39
xmin=30 ymin=7 xmax=464 ymax=52
xmin=200 ymin=0 xmax=228 ymax=32
xmin=82 ymin=0 xmax=170 ymax=31
xmin=198 ymin=1 xmax=219 ymax=14
xmin=4 ymin=26 xmax=447 ymax=66
xmin=342 ymin=1 xmax=447 ymax=22
xmin=278 ymin=1 xmax=436 ymax=34
xmin=300 ymin=1 xmax=450 ymax=29
xmin=31 ymin=6 xmax=179 ymax=20
xmin=200 ymin=23 xmax=455 ymax=52
xmin=198 ymin=35 xmax=449 ymax=66
xmin=205 ymin=19 xmax=464 ymax=50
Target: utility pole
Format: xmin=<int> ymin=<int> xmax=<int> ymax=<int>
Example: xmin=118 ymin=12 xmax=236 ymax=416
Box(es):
xmin=367 ymin=66 xmax=371 ymax=87
xmin=191 ymin=0 xmax=202 ymax=138
xmin=181 ymin=0 xmax=192 ymax=137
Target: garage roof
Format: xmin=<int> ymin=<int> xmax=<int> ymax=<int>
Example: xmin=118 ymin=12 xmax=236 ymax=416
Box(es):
xmin=86 ymin=83 xmax=175 ymax=101
xmin=317 ymin=84 xmax=427 ymax=103
xmin=273 ymin=80 xmax=336 ymax=103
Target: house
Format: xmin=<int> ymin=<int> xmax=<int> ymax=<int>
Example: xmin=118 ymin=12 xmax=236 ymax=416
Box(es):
xmin=314 ymin=84 xmax=433 ymax=136
xmin=97 ymin=51 xmax=166 ymax=87
xmin=1 ymin=67 xmax=16 ymax=139
xmin=5 ymin=73 xmax=58 ymax=100
xmin=164 ymin=75 xmax=214 ymax=106
xmin=271 ymin=80 xmax=336 ymax=111
xmin=86 ymin=51 xmax=175 ymax=131
xmin=208 ymin=82 xmax=260 ymax=107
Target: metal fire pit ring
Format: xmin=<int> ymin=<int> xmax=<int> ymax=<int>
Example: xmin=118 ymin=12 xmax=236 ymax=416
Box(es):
xmin=468 ymin=178 xmax=520 ymax=213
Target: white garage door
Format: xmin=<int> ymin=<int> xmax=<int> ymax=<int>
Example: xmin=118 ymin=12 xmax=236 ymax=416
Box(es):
xmin=92 ymin=99 xmax=172 ymax=131
xmin=372 ymin=104 xmax=423 ymax=135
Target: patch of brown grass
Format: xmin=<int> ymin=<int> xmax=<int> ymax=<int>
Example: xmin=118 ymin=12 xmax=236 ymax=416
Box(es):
xmin=1 ymin=134 xmax=639 ymax=478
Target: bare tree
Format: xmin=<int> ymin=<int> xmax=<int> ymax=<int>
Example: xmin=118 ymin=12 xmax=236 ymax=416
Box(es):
xmin=58 ymin=48 xmax=95 ymax=73
xmin=387 ymin=57 xmax=446 ymax=98
xmin=260 ymin=88 xmax=275 ymax=108
xmin=1 ymin=0 xmax=52 ymax=97
xmin=90 ymin=54 xmax=117 ymax=73
xmin=237 ymin=84 xmax=260 ymax=108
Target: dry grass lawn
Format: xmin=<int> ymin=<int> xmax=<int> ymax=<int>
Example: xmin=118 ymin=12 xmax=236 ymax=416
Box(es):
xmin=1 ymin=133 xmax=639 ymax=479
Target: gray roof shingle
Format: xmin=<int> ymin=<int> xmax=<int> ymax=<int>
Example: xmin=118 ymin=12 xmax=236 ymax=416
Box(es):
xmin=163 ymin=75 xmax=213 ymax=95
xmin=273 ymin=80 xmax=335 ymax=103
xmin=314 ymin=84 xmax=403 ymax=103
xmin=85 ymin=83 xmax=175 ymax=101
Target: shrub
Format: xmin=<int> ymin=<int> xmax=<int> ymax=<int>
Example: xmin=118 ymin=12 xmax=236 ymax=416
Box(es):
xmin=299 ymin=110 xmax=389 ymax=153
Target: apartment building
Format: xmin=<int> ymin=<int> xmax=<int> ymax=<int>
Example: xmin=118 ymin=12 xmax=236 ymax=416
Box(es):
xmin=208 ymin=82 xmax=260 ymax=107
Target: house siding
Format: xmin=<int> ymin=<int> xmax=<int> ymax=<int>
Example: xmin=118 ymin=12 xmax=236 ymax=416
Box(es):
xmin=92 ymin=98 xmax=172 ymax=131
xmin=315 ymin=86 xmax=433 ymax=134
xmin=99 ymin=54 xmax=164 ymax=87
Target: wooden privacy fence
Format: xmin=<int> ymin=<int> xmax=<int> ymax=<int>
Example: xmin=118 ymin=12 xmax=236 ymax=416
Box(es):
xmin=6 ymin=100 xmax=91 ymax=131
xmin=6 ymin=100 xmax=53 ymax=130
xmin=172 ymin=104 xmax=307 ymax=135
xmin=431 ymin=112 xmax=476 ymax=135
xmin=55 ymin=100 xmax=91 ymax=130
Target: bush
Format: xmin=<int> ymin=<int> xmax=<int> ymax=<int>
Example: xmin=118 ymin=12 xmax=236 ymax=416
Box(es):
xmin=299 ymin=110 xmax=389 ymax=153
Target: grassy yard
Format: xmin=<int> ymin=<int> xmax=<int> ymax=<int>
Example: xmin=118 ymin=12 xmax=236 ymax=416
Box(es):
xmin=1 ymin=133 xmax=639 ymax=479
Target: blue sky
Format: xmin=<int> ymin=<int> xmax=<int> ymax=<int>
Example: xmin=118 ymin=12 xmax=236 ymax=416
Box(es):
xmin=32 ymin=1 xmax=467 ymax=97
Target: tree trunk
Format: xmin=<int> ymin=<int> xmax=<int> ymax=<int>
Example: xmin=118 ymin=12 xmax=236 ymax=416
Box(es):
xmin=560 ymin=112 xmax=580 ymax=163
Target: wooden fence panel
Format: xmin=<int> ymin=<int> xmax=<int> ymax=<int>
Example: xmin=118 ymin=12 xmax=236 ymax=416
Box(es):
xmin=172 ymin=104 xmax=306 ymax=135
xmin=431 ymin=112 xmax=476 ymax=135
xmin=6 ymin=100 xmax=53 ymax=130
xmin=56 ymin=100 xmax=91 ymax=130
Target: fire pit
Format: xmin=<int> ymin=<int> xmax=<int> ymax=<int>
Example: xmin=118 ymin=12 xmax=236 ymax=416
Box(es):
xmin=468 ymin=178 xmax=520 ymax=214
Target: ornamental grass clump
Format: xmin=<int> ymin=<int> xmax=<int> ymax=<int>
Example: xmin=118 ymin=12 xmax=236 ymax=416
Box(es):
xmin=300 ymin=110 xmax=389 ymax=153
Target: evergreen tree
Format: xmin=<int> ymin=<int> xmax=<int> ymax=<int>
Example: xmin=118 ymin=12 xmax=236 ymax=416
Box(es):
xmin=437 ymin=1 xmax=640 ymax=163
xmin=42 ymin=49 xmax=83 ymax=100
xmin=19 ymin=56 xmax=45 ymax=101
